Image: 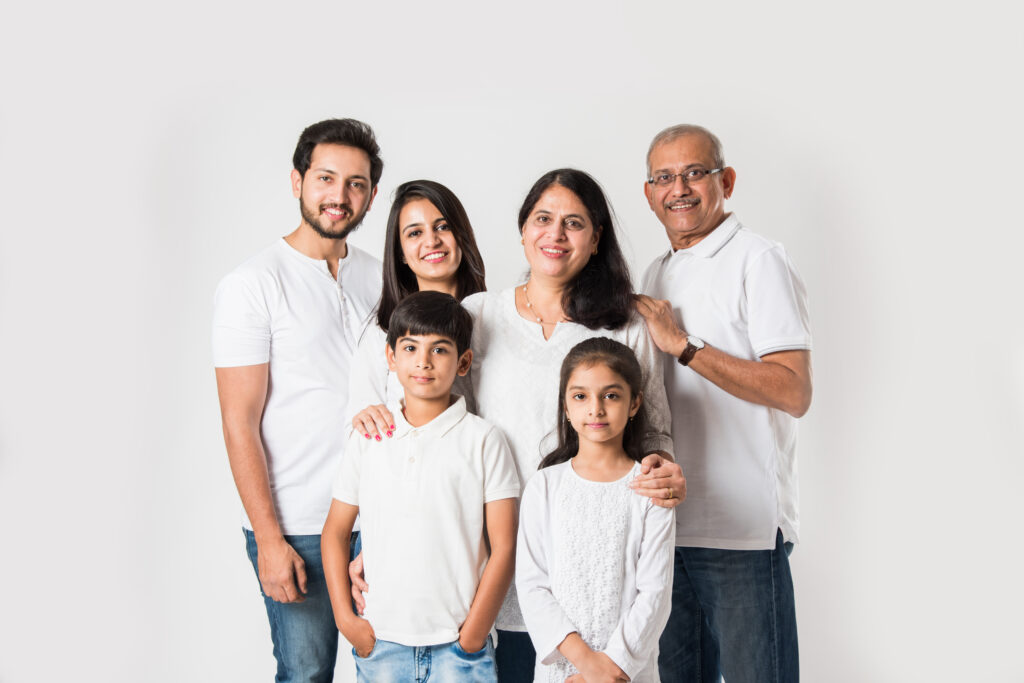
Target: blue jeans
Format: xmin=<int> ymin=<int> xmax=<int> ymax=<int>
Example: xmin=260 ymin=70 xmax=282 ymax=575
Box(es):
xmin=494 ymin=629 xmax=535 ymax=683
xmin=353 ymin=637 xmax=497 ymax=682
xmin=658 ymin=529 xmax=799 ymax=683
xmin=244 ymin=529 xmax=359 ymax=683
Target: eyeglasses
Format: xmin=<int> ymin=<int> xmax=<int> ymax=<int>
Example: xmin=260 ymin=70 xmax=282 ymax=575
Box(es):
xmin=647 ymin=168 xmax=723 ymax=187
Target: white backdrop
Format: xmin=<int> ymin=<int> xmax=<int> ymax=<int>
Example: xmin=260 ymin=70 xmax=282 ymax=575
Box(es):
xmin=2 ymin=2 xmax=1022 ymax=681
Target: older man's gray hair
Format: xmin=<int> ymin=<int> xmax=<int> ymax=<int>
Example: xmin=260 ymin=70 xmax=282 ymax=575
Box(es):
xmin=646 ymin=124 xmax=726 ymax=175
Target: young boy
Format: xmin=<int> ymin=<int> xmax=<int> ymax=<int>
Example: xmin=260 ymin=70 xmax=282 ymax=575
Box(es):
xmin=322 ymin=291 xmax=520 ymax=682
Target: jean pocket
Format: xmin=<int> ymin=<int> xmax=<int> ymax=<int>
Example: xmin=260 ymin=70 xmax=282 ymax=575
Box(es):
xmin=453 ymin=638 xmax=490 ymax=658
xmin=351 ymin=640 xmax=377 ymax=659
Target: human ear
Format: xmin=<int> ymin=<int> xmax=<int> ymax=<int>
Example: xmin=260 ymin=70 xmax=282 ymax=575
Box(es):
xmin=643 ymin=179 xmax=655 ymax=209
xmin=721 ymin=167 xmax=737 ymax=199
xmin=457 ymin=349 xmax=473 ymax=376
xmin=630 ymin=391 xmax=643 ymax=417
xmin=291 ymin=169 xmax=303 ymax=199
xmin=385 ymin=343 xmax=397 ymax=371
xmin=366 ymin=184 xmax=379 ymax=210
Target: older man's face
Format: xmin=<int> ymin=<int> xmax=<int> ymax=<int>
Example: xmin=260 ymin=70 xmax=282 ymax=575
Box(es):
xmin=644 ymin=133 xmax=735 ymax=250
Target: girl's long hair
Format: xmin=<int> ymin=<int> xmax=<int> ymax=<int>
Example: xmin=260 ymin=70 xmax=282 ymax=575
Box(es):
xmin=539 ymin=337 xmax=648 ymax=469
xmin=376 ymin=180 xmax=486 ymax=331
xmin=517 ymin=169 xmax=634 ymax=330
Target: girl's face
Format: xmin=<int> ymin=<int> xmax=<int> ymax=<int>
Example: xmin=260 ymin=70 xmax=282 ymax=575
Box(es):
xmin=564 ymin=362 xmax=641 ymax=446
xmin=398 ymin=198 xmax=463 ymax=291
xmin=520 ymin=185 xmax=600 ymax=286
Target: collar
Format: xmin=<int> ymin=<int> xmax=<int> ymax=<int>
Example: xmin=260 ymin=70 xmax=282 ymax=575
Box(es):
xmin=390 ymin=394 xmax=468 ymax=440
xmin=278 ymin=237 xmax=353 ymax=278
xmin=671 ymin=214 xmax=743 ymax=260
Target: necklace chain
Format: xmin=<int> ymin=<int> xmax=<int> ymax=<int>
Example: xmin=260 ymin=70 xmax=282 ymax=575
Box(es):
xmin=523 ymin=283 xmax=561 ymax=325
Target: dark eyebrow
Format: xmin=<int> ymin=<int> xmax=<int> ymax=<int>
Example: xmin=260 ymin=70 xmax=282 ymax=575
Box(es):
xmin=567 ymin=383 xmax=626 ymax=391
xmin=402 ymin=221 xmax=425 ymax=232
xmin=563 ymin=213 xmax=587 ymax=222
xmin=398 ymin=336 xmax=454 ymax=347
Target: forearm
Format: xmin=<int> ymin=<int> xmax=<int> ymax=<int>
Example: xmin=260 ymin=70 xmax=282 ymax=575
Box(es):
xmin=460 ymin=542 xmax=514 ymax=644
xmin=322 ymin=510 xmax=359 ymax=631
xmin=687 ymin=345 xmax=812 ymax=417
xmin=223 ymin=425 xmax=283 ymax=541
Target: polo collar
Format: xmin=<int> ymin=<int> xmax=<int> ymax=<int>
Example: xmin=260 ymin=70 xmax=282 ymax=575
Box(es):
xmin=390 ymin=394 xmax=468 ymax=440
xmin=675 ymin=214 xmax=742 ymax=259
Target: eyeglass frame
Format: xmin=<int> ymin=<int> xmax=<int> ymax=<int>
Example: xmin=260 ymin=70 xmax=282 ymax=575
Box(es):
xmin=646 ymin=167 xmax=724 ymax=187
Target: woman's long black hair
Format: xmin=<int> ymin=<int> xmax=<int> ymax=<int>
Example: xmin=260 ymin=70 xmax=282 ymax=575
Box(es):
xmin=376 ymin=180 xmax=486 ymax=331
xmin=539 ymin=337 xmax=648 ymax=470
xmin=518 ymin=169 xmax=634 ymax=330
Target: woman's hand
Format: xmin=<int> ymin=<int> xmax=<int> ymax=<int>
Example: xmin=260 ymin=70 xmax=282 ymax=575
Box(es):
xmin=352 ymin=404 xmax=396 ymax=441
xmin=629 ymin=453 xmax=686 ymax=508
xmin=349 ymin=551 xmax=368 ymax=614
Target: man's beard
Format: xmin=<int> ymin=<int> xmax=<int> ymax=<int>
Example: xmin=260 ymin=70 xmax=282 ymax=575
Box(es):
xmin=300 ymin=199 xmax=368 ymax=241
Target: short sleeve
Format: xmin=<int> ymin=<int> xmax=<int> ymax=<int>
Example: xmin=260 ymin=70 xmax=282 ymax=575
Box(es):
xmin=745 ymin=245 xmax=812 ymax=357
xmin=332 ymin=430 xmax=365 ymax=505
xmin=626 ymin=317 xmax=675 ymax=458
xmin=212 ymin=272 xmax=271 ymax=367
xmin=481 ymin=427 xmax=521 ymax=503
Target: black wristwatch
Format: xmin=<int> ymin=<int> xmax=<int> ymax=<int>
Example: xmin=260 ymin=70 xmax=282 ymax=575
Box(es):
xmin=677 ymin=336 xmax=705 ymax=366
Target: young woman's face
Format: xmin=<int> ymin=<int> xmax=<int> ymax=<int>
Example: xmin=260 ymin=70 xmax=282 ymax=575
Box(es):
xmin=520 ymin=185 xmax=600 ymax=286
xmin=398 ymin=198 xmax=463 ymax=291
xmin=564 ymin=362 xmax=641 ymax=447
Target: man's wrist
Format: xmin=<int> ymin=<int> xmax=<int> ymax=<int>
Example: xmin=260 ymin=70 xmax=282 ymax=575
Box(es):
xmin=677 ymin=335 xmax=705 ymax=367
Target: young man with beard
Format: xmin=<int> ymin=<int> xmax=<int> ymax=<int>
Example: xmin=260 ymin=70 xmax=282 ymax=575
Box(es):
xmin=213 ymin=119 xmax=383 ymax=682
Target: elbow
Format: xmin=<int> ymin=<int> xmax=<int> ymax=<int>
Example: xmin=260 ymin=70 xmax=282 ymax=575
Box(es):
xmin=784 ymin=384 xmax=812 ymax=418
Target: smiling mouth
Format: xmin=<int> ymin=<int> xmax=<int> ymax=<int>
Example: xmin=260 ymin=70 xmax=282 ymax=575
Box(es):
xmin=666 ymin=199 xmax=699 ymax=212
xmin=540 ymin=247 xmax=568 ymax=257
xmin=422 ymin=251 xmax=448 ymax=263
xmin=322 ymin=205 xmax=351 ymax=220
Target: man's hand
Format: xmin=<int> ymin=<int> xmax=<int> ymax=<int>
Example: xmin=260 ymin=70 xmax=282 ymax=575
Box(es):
xmin=629 ymin=453 xmax=686 ymax=508
xmin=257 ymin=535 xmax=307 ymax=603
xmin=567 ymin=651 xmax=630 ymax=682
xmin=342 ymin=616 xmax=376 ymax=658
xmin=349 ymin=551 xmax=368 ymax=615
xmin=352 ymin=404 xmax=396 ymax=441
xmin=634 ymin=295 xmax=687 ymax=357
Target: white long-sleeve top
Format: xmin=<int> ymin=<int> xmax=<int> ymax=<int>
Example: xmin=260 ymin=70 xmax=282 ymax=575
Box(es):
xmin=517 ymin=461 xmax=675 ymax=683
xmin=462 ymin=287 xmax=675 ymax=631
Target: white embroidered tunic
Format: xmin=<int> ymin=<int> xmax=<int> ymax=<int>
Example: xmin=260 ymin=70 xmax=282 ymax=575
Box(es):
xmin=516 ymin=461 xmax=675 ymax=683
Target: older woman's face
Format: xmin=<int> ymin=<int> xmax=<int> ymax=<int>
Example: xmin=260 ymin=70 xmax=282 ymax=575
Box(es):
xmin=520 ymin=185 xmax=600 ymax=285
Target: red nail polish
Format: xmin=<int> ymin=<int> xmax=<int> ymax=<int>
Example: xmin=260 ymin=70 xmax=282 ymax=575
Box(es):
xmin=364 ymin=433 xmax=371 ymax=439
xmin=390 ymin=425 xmax=396 ymax=430
xmin=386 ymin=431 xmax=393 ymax=437
xmin=374 ymin=435 xmax=381 ymax=441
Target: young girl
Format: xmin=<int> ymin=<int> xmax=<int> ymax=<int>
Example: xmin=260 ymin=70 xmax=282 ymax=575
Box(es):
xmin=516 ymin=337 xmax=675 ymax=683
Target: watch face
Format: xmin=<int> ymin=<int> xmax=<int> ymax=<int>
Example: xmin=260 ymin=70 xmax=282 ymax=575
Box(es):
xmin=688 ymin=336 xmax=705 ymax=349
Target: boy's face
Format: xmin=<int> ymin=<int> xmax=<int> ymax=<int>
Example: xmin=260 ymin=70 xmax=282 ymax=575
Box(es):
xmin=386 ymin=333 xmax=472 ymax=403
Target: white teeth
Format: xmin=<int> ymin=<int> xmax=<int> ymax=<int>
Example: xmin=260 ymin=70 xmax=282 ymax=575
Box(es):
xmin=541 ymin=248 xmax=566 ymax=255
xmin=423 ymin=253 xmax=446 ymax=262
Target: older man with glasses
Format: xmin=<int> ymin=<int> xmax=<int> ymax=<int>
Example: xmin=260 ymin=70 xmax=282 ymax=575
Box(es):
xmin=635 ymin=124 xmax=813 ymax=683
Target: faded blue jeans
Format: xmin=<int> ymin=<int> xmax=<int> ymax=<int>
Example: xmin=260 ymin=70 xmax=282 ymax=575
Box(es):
xmin=353 ymin=637 xmax=497 ymax=682
xmin=658 ymin=529 xmax=799 ymax=683
xmin=244 ymin=529 xmax=360 ymax=683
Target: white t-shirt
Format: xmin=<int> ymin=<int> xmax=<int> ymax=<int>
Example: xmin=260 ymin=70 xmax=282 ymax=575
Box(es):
xmin=641 ymin=215 xmax=812 ymax=550
xmin=333 ymin=396 xmax=520 ymax=647
xmin=517 ymin=461 xmax=674 ymax=683
xmin=461 ymin=287 xmax=675 ymax=631
xmin=212 ymin=238 xmax=381 ymax=534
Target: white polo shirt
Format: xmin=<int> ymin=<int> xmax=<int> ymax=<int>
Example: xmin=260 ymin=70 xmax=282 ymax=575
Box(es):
xmin=212 ymin=238 xmax=382 ymax=534
xmin=641 ymin=215 xmax=812 ymax=550
xmin=333 ymin=396 xmax=520 ymax=646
